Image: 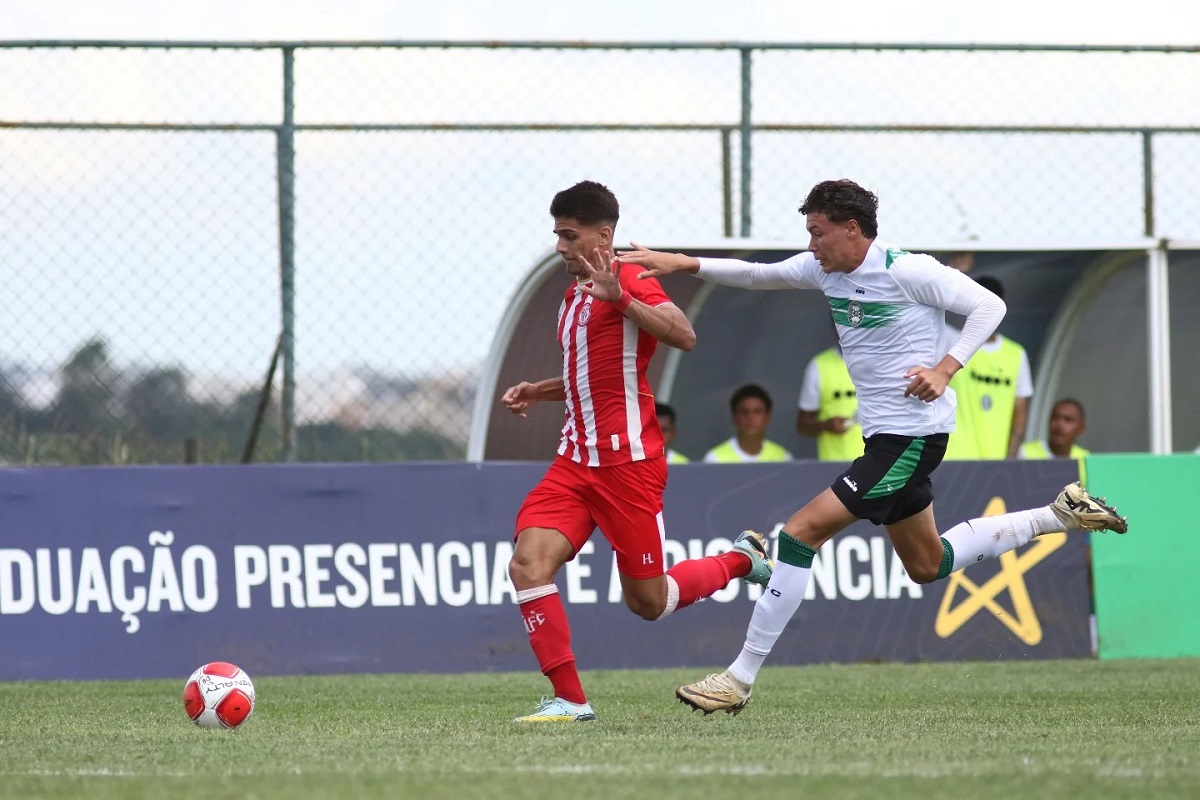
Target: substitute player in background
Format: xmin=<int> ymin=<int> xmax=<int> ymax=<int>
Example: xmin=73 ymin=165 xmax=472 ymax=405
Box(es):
xmin=620 ymin=179 xmax=1129 ymax=715
xmin=502 ymin=181 xmax=773 ymax=723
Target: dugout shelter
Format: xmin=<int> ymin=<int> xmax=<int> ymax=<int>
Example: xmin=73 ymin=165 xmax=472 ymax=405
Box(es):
xmin=469 ymin=241 xmax=1199 ymax=462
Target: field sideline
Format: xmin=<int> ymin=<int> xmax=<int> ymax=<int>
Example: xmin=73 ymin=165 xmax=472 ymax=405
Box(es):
xmin=1 ymin=659 xmax=1197 ymax=799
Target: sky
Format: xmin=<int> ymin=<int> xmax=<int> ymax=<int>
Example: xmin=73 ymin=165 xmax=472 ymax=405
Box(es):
xmin=4 ymin=0 xmax=1199 ymax=422
xmin=4 ymin=0 xmax=1199 ymax=45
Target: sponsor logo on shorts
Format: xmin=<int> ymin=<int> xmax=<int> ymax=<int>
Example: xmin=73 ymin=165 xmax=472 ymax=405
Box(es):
xmin=842 ymin=476 xmax=859 ymax=492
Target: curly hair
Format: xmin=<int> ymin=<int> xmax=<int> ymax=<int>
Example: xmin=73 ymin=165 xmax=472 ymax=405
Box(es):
xmin=799 ymin=179 xmax=879 ymax=238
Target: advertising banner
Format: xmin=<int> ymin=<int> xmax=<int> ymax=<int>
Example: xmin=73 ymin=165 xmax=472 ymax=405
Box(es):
xmin=0 ymin=459 xmax=1087 ymax=680
xmin=1087 ymin=454 xmax=1200 ymax=660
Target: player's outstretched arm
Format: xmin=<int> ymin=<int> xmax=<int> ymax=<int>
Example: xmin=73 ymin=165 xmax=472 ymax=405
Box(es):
xmin=501 ymin=378 xmax=565 ymax=418
xmin=617 ymin=242 xmax=701 ymax=279
xmin=624 ymin=245 xmax=809 ymax=290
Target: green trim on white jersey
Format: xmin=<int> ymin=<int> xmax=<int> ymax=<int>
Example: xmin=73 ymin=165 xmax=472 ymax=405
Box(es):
xmin=781 ymin=239 xmax=968 ymax=438
xmin=884 ymin=246 xmax=910 ymax=268
xmin=694 ymin=238 xmax=990 ymax=439
xmin=828 ymin=297 xmax=904 ymax=329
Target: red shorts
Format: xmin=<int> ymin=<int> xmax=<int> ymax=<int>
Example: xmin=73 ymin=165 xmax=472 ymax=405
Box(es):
xmin=515 ymin=455 xmax=668 ymax=579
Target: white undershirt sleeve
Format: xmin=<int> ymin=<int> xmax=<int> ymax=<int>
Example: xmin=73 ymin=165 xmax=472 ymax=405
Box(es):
xmin=1015 ymin=346 xmax=1033 ymax=398
xmin=944 ymin=285 xmax=1007 ymax=368
xmin=798 ymin=357 xmax=821 ymax=412
xmin=890 ymin=255 xmax=1007 ymax=368
xmin=695 ymin=252 xmax=820 ymax=290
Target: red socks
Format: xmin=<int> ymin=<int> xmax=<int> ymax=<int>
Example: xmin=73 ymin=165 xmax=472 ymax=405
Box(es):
xmin=518 ymin=588 xmax=585 ymax=704
xmin=666 ymin=551 xmax=750 ymax=611
xmin=517 ymin=551 xmax=751 ymax=699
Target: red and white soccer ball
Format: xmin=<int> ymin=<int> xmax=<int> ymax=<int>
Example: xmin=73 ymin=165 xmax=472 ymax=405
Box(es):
xmin=183 ymin=662 xmax=256 ymax=729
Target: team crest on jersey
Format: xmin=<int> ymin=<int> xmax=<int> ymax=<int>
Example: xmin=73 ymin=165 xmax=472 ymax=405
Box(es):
xmin=847 ymin=300 xmax=865 ymax=327
xmin=577 ymin=302 xmax=592 ymax=326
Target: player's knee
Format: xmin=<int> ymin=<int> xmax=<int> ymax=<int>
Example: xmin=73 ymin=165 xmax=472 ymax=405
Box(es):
xmin=508 ymin=552 xmax=552 ymax=588
xmin=784 ymin=519 xmax=831 ymax=550
xmin=623 ymin=593 xmax=664 ymax=621
xmin=906 ymin=561 xmax=942 ymax=585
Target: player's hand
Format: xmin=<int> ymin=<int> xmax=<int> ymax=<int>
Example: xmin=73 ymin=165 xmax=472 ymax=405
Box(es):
xmin=501 ymin=382 xmax=540 ymax=418
xmin=617 ymin=242 xmax=699 ymax=279
xmin=576 ymin=247 xmax=623 ymax=304
xmin=903 ymin=366 xmax=951 ymax=403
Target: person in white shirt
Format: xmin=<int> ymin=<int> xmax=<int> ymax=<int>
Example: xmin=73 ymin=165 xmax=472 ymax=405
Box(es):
xmin=619 ymin=178 xmax=1129 ymax=715
xmin=796 ymin=325 xmax=864 ymax=462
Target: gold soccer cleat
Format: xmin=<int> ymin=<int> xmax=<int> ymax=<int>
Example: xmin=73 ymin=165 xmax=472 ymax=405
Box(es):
xmin=676 ymin=670 xmax=752 ymax=716
xmin=1051 ymin=481 xmax=1129 ymax=534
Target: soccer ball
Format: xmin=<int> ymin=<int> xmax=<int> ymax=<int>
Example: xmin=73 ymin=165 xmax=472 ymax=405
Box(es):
xmin=183 ymin=662 xmax=256 ymax=729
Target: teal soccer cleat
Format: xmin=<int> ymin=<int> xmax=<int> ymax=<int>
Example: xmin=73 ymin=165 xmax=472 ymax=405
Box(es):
xmin=512 ymin=696 xmax=597 ymax=723
xmin=732 ymin=530 xmax=774 ymax=587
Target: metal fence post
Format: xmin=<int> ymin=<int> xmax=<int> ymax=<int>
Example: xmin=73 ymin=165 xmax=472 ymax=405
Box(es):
xmin=1142 ymin=130 xmax=1173 ymax=453
xmin=1142 ymin=130 xmax=1155 ymax=238
xmin=277 ymin=46 xmax=298 ymax=462
xmin=720 ymin=128 xmax=733 ymax=237
xmin=739 ymin=47 xmax=753 ymax=237
xmin=1147 ymin=242 xmax=1173 ymax=454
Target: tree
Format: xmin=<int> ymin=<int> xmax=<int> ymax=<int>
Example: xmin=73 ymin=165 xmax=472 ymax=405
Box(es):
xmin=51 ymin=338 xmax=119 ymax=434
xmin=0 ymin=371 xmax=24 ymax=424
xmin=126 ymin=367 xmax=194 ymax=438
xmin=297 ymin=423 xmax=464 ymax=462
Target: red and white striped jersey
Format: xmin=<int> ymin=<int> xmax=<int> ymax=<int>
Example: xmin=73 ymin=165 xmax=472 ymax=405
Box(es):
xmin=555 ymin=262 xmax=671 ymax=466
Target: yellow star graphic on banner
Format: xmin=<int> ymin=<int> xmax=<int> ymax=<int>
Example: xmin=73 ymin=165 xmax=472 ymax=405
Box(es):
xmin=935 ymin=496 xmax=1067 ymax=645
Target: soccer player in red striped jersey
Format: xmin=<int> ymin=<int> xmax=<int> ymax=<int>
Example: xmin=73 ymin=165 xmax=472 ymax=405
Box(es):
xmin=503 ymin=181 xmax=774 ymax=722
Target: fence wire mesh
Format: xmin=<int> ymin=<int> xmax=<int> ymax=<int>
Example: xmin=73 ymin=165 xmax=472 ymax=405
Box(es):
xmin=2 ymin=42 xmax=1198 ymax=464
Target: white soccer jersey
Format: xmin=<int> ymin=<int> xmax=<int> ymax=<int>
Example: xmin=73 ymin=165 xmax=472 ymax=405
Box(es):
xmin=697 ymin=239 xmax=1002 ymax=439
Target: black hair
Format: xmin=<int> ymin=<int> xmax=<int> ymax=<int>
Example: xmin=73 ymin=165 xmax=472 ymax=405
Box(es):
xmin=549 ymin=180 xmax=619 ymax=227
xmin=655 ymin=402 xmax=677 ymax=423
xmin=729 ymin=383 xmax=772 ymax=415
xmin=799 ymin=179 xmax=879 ymax=238
xmin=1053 ymin=397 xmax=1086 ymax=422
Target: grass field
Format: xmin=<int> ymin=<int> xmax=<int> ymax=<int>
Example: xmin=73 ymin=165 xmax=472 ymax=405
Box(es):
xmin=1 ymin=659 xmax=1198 ymax=799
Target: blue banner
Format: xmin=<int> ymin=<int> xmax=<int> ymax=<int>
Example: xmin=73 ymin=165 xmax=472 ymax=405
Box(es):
xmin=0 ymin=459 xmax=1087 ymax=680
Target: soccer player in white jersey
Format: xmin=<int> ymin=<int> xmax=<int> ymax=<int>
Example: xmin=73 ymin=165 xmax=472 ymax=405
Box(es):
xmin=501 ymin=181 xmax=774 ymax=723
xmin=618 ymin=179 xmax=1129 ymax=715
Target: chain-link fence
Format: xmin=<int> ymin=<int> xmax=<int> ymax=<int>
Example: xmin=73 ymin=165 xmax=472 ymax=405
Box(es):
xmin=2 ymin=41 xmax=1199 ymax=465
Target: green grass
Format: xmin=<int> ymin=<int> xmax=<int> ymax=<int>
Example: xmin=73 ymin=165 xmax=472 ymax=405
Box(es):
xmin=1 ymin=660 xmax=1198 ymax=799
